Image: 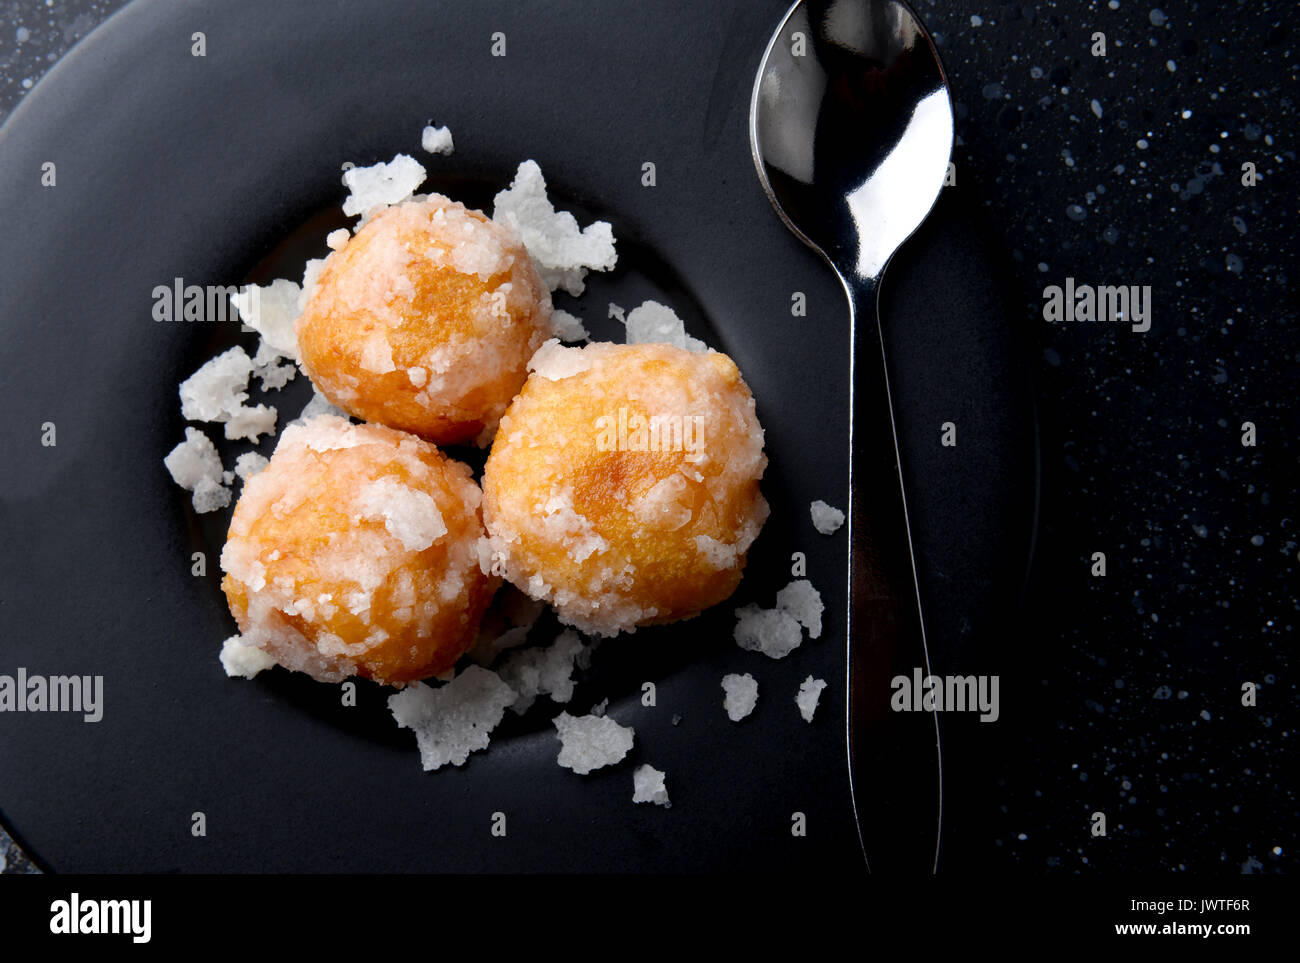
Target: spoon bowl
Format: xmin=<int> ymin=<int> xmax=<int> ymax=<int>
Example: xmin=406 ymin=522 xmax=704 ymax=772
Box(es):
xmin=751 ymin=0 xmax=952 ymax=280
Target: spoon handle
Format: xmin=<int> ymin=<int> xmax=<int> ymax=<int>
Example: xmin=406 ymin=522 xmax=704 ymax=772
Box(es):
xmin=843 ymin=272 xmax=943 ymax=873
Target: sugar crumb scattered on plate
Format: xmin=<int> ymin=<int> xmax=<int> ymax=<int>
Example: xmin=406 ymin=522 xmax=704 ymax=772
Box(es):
xmin=796 ymin=676 xmax=827 ymax=723
xmin=553 ymin=711 xmax=634 ymax=774
xmin=722 ymin=672 xmax=758 ymax=721
xmin=632 ymin=764 xmax=671 ymax=807
xmin=810 ymin=499 xmax=845 ymax=535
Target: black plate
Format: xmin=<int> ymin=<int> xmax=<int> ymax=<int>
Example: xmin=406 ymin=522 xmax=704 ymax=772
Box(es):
xmin=0 ymin=0 xmax=1035 ymax=872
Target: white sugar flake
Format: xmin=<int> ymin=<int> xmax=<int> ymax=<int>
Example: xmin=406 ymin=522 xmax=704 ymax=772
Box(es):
xmin=733 ymin=604 xmax=803 ymax=659
xmin=811 ymin=499 xmax=845 ymax=534
xmin=553 ymin=711 xmax=634 ymax=774
xmin=223 ymin=402 xmax=277 ymax=442
xmin=233 ymin=451 xmax=269 ymax=481
xmin=776 ymin=579 xmax=824 ymax=639
xmin=527 ymin=338 xmax=596 ymax=381
xmin=624 ymin=300 xmax=706 ymax=352
xmin=388 ymin=666 xmax=517 ymax=771
xmin=632 ymin=764 xmax=671 ymax=807
xmin=498 ymin=629 xmax=586 ymax=714
xmin=220 ymin=635 xmax=277 ymax=679
xmin=797 ymin=676 xmax=827 ymax=722
xmin=357 ymin=477 xmax=447 ymax=552
xmin=722 ymin=672 xmax=759 ymax=721
xmin=492 ymin=160 xmax=617 ymax=296
xmin=252 ymin=339 xmax=298 ymax=390
xmin=551 ymin=308 xmax=590 ymax=342
xmin=343 ymin=154 xmax=427 ymax=219
xmin=179 ymin=346 xmax=254 ymax=423
xmin=164 ymin=427 xmax=231 ymax=513
xmin=231 ymin=279 xmax=302 ymax=361
xmin=421 ymin=124 xmax=455 ymax=155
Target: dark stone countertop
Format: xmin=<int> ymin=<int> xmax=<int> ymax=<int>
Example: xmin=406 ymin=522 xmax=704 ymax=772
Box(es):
xmin=0 ymin=0 xmax=1293 ymax=875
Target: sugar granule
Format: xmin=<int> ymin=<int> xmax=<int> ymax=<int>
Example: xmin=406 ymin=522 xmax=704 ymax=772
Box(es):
xmin=551 ymin=308 xmax=590 ymax=342
xmin=624 ymin=300 xmax=707 ymax=352
xmin=342 ymin=153 xmax=427 ymax=219
xmin=553 ymin=711 xmax=634 ymax=774
xmin=223 ymin=402 xmax=277 ymax=442
xmin=233 ymin=451 xmax=268 ymax=481
xmin=179 ymin=346 xmax=254 ymax=423
xmin=230 ymin=278 xmax=302 ymax=361
xmin=498 ymin=629 xmax=586 ymax=714
xmin=421 ymin=124 xmax=455 ymax=155
xmin=776 ymin=579 xmax=824 ymax=639
xmin=252 ymin=339 xmax=298 ymax=391
xmin=797 ymin=676 xmax=827 ymax=723
xmin=632 ymin=764 xmax=671 ymax=808
xmin=164 ymin=427 xmax=231 ymax=513
xmin=388 ymin=666 xmax=517 ymax=771
xmin=191 ymin=476 xmax=232 ymax=513
xmin=722 ymin=672 xmax=759 ymax=721
xmin=220 ymin=635 xmax=277 ymax=679
xmin=298 ymin=258 xmax=327 ymax=311
xmin=810 ymin=499 xmax=845 ymax=535
xmin=526 ymin=338 xmax=597 ymax=381
xmin=164 ymin=426 xmax=222 ymax=490
xmin=356 ymin=477 xmax=447 ymax=552
xmin=492 ymin=159 xmax=617 ymax=296
xmin=733 ymin=604 xmax=803 ymax=659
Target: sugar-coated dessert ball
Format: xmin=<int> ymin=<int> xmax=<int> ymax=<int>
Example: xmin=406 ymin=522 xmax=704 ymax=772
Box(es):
xmin=295 ymin=195 xmax=553 ymax=446
xmin=221 ymin=415 xmax=498 ymax=685
xmin=480 ymin=340 xmax=769 ymax=636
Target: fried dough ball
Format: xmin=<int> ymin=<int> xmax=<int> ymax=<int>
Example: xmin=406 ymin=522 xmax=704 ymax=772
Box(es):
xmin=295 ymin=195 xmax=553 ymax=446
xmin=480 ymin=340 xmax=769 ymax=636
xmin=220 ymin=415 xmax=498 ymax=685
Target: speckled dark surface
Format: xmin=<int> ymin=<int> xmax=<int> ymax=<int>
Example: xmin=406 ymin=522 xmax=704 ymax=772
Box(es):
xmin=0 ymin=0 xmax=1293 ymax=875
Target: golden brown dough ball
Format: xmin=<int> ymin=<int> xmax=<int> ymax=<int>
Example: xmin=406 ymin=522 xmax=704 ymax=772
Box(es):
xmin=480 ymin=340 xmax=769 ymax=636
xmin=221 ymin=415 xmax=498 ymax=684
xmin=295 ymin=195 xmax=552 ymax=446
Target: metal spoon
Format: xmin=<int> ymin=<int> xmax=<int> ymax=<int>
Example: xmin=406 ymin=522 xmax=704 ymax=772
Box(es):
xmin=750 ymin=0 xmax=953 ymax=873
